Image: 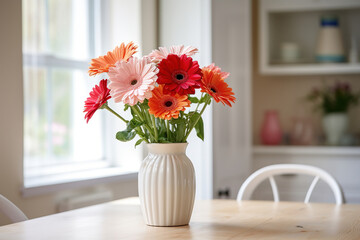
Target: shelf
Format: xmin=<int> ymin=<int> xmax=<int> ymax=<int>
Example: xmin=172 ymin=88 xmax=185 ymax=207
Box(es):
xmin=253 ymin=145 xmax=360 ymax=156
xmin=259 ymin=0 xmax=360 ymax=75
xmin=262 ymin=63 xmax=360 ymax=75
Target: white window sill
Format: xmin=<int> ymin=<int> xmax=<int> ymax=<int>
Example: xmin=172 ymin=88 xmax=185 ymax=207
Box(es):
xmin=22 ymin=167 xmax=138 ymax=197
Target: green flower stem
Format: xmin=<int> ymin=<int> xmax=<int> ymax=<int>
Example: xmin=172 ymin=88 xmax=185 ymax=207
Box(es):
xmin=141 ymin=126 xmax=151 ymax=142
xmin=194 ymin=93 xmax=204 ymax=113
xmin=134 ymin=128 xmax=149 ymax=143
xmin=161 ymin=119 xmax=166 ymax=136
xmin=103 ymin=104 xmax=128 ymax=123
xmin=104 ymin=104 xmax=149 ymax=143
xmin=151 ymin=114 xmax=158 ymax=142
xmin=131 ymin=105 xmax=155 ymax=141
xmin=188 ymin=93 xmax=204 ymax=123
xmin=145 ymin=111 xmax=152 ymax=125
xmin=180 ymin=111 xmax=184 ymax=118
xmin=184 ymin=96 xmax=211 ymax=141
xmin=141 ymin=105 xmax=151 ymax=124
xmin=166 ymin=120 xmax=170 ymax=140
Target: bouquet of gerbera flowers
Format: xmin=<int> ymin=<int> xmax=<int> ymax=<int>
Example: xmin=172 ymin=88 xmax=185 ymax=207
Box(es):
xmin=84 ymin=42 xmax=235 ymax=146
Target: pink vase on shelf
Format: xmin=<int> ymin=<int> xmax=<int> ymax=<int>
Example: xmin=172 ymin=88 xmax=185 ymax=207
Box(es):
xmin=260 ymin=110 xmax=282 ymax=145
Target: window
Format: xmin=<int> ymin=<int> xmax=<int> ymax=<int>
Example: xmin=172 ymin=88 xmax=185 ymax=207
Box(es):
xmin=23 ymin=0 xmax=144 ymax=190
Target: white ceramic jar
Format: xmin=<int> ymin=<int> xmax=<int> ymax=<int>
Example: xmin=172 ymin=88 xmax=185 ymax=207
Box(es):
xmin=316 ymin=16 xmax=345 ymax=63
xmin=138 ymin=143 xmax=195 ymax=226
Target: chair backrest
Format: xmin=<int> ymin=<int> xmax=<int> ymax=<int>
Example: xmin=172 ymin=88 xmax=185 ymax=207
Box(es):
xmin=0 ymin=194 xmax=28 ymax=223
xmin=237 ymin=164 xmax=343 ymax=205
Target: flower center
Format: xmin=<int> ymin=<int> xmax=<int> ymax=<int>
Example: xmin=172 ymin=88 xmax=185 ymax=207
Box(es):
xmin=131 ymin=79 xmax=138 ymax=85
xmin=165 ymin=101 xmax=173 ymax=107
xmin=211 ymin=87 xmax=217 ymax=93
xmin=175 ymin=74 xmax=184 ymax=80
xmin=172 ymin=70 xmax=188 ymax=83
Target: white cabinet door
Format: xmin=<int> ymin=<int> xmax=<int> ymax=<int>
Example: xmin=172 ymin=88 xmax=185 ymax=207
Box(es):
xmin=212 ymin=0 xmax=252 ymax=199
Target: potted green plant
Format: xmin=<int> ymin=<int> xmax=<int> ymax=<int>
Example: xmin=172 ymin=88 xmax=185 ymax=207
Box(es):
xmin=307 ymin=82 xmax=359 ymax=145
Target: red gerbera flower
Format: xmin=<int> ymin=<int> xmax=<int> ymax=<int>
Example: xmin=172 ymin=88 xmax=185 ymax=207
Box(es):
xmin=84 ymin=79 xmax=111 ymax=123
xmin=157 ymin=54 xmax=202 ymax=95
xmin=200 ymin=68 xmax=236 ymax=107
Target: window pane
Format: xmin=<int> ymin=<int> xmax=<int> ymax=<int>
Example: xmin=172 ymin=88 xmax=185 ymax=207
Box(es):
xmin=48 ymin=0 xmax=90 ymax=60
xmin=22 ymin=0 xmax=47 ymax=53
xmin=24 ymin=67 xmax=104 ymax=167
xmin=51 ymin=69 xmax=72 ymax=158
xmin=24 ymin=67 xmax=47 ymax=164
xmin=23 ymin=0 xmax=90 ymax=60
xmin=71 ymin=70 xmax=105 ymax=162
xmin=23 ymin=0 xmax=145 ymax=177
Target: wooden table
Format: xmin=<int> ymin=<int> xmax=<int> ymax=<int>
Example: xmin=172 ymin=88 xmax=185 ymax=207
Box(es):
xmin=0 ymin=198 xmax=359 ymax=239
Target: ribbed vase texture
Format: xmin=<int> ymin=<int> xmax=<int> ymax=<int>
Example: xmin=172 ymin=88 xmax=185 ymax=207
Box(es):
xmin=138 ymin=143 xmax=195 ymax=226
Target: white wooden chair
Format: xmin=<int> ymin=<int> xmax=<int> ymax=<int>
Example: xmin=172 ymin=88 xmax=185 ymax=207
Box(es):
xmin=0 ymin=194 xmax=28 ymax=223
xmin=237 ymin=164 xmax=343 ymax=205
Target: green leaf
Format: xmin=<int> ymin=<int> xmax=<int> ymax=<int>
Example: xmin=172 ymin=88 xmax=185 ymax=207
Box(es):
xmin=141 ymin=99 xmax=150 ymax=110
xmin=188 ymin=96 xmax=199 ymax=103
xmin=194 ymin=116 xmax=204 ymax=141
xmin=127 ymin=119 xmax=143 ymax=131
xmin=170 ymin=118 xmax=186 ymax=125
xmin=134 ymin=139 xmax=143 ymax=148
xmin=116 ymin=130 xmax=136 ymax=142
xmin=189 ymin=112 xmax=200 ymax=125
xmin=200 ymin=94 xmax=210 ymax=104
xmin=156 ymin=118 xmax=167 ymax=137
xmin=124 ymin=104 xmax=130 ymax=111
xmin=199 ymin=97 xmax=207 ymax=104
xmin=188 ymin=112 xmax=204 ymax=141
xmin=199 ymin=94 xmax=211 ymax=105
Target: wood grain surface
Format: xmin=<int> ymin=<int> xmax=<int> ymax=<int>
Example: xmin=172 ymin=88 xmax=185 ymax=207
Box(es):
xmin=0 ymin=198 xmax=359 ymax=239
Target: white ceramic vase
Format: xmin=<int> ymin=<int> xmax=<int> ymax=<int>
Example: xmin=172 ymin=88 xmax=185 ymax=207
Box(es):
xmin=322 ymin=113 xmax=348 ymax=145
xmin=138 ymin=143 xmax=195 ymax=226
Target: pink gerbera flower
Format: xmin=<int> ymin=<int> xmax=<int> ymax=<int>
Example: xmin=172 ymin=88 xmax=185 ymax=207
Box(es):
xmin=147 ymin=45 xmax=198 ymax=64
xmin=157 ymin=54 xmax=202 ymax=95
xmin=108 ymin=57 xmax=158 ymax=106
xmin=204 ymin=63 xmax=230 ymax=79
xmin=84 ymin=79 xmax=111 ymax=123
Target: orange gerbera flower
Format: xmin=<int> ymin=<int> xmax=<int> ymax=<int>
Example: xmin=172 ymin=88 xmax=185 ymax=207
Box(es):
xmin=200 ymin=68 xmax=236 ymax=107
xmin=149 ymin=85 xmax=191 ymax=120
xmin=88 ymin=42 xmax=138 ymax=76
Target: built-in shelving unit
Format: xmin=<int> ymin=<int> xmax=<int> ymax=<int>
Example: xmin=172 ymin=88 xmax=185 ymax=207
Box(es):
xmin=251 ymin=0 xmax=360 ymax=203
xmin=259 ymin=0 xmax=360 ymax=75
